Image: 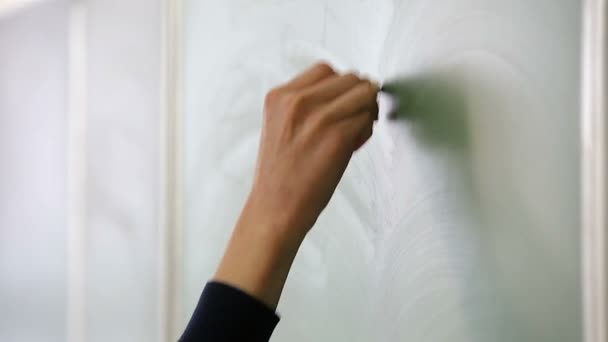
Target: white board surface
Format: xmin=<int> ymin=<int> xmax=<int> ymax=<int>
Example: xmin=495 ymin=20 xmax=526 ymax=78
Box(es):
xmin=182 ymin=1 xmax=581 ymax=341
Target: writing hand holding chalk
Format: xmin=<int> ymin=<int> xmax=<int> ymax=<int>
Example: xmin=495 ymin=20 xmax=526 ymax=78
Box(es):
xmin=213 ymin=62 xmax=379 ymax=309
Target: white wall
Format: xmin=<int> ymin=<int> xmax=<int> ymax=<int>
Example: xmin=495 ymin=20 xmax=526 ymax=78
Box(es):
xmin=84 ymin=0 xmax=161 ymax=340
xmin=0 ymin=2 xmax=69 ymax=341
xmin=0 ymin=1 xmax=164 ymax=341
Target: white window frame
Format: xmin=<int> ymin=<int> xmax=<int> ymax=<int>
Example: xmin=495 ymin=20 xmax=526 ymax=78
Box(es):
xmin=160 ymin=0 xmax=184 ymax=341
xmin=581 ymin=1 xmax=608 ymax=342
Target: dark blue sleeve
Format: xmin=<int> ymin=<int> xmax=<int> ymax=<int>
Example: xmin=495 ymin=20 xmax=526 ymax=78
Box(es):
xmin=179 ymin=281 xmax=280 ymax=342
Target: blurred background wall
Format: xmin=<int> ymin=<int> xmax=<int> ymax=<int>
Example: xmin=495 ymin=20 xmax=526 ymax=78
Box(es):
xmin=0 ymin=1 xmax=165 ymax=341
xmin=0 ymin=1 xmax=69 ymax=341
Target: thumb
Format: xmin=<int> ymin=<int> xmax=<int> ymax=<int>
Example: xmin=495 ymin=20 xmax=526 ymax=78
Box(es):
xmin=338 ymin=111 xmax=374 ymax=151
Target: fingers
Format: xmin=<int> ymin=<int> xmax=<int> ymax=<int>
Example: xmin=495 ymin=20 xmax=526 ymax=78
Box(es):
xmin=282 ymin=63 xmax=379 ymax=120
xmin=335 ymin=110 xmax=374 ymax=151
xmin=300 ymin=73 xmax=361 ymax=103
xmin=277 ymin=62 xmax=378 ymax=152
xmin=322 ymin=80 xmax=379 ymax=121
xmin=371 ymin=99 xmax=379 ymax=121
xmin=354 ymin=118 xmax=374 ymax=151
xmin=283 ymin=62 xmax=335 ymax=90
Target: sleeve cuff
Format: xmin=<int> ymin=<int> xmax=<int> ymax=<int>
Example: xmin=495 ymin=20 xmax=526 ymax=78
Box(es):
xmin=179 ymin=281 xmax=280 ymax=342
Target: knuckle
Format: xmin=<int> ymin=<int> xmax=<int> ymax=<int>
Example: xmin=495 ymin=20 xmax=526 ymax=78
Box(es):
xmin=342 ymin=72 xmax=360 ymax=83
xmin=367 ymin=81 xmax=378 ymax=95
xmin=264 ymin=87 xmax=284 ymax=107
xmin=286 ymin=93 xmax=308 ymax=113
xmin=314 ymin=62 xmax=335 ymax=75
xmin=356 ymin=81 xmax=378 ymax=100
xmin=310 ymin=113 xmax=331 ymax=132
xmin=357 ymin=80 xmax=373 ymax=91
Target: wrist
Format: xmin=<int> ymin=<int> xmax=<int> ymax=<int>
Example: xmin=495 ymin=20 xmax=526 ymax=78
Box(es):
xmin=240 ymin=190 xmax=310 ymax=246
xmin=212 ymin=195 xmax=307 ymax=309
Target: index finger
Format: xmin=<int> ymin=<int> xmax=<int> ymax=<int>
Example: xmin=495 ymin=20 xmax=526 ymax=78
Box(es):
xmin=283 ymin=62 xmax=335 ymax=90
xmin=322 ymin=80 xmax=380 ymax=121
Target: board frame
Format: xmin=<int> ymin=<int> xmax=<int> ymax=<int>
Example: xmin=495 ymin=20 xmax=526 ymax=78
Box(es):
xmin=581 ymin=1 xmax=608 ymax=342
xmin=160 ymin=0 xmax=184 ymax=340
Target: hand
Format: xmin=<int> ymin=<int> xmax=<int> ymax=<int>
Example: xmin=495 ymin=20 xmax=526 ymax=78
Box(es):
xmin=214 ymin=63 xmax=379 ymax=308
xmin=247 ymin=62 xmax=379 ymax=240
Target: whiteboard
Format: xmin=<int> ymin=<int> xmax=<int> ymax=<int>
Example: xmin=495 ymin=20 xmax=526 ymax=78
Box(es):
xmin=182 ymin=1 xmax=581 ymax=341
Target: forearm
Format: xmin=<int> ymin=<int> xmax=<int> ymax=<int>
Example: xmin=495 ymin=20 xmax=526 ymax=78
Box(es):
xmin=182 ymin=63 xmax=377 ymax=341
xmin=212 ymin=195 xmax=307 ymax=309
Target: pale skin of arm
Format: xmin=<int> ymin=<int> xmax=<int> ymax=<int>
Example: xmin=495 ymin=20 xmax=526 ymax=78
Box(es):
xmin=213 ymin=62 xmax=380 ymax=309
